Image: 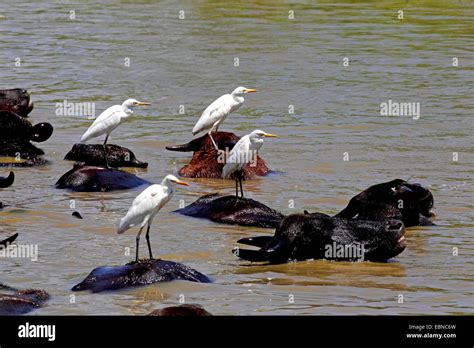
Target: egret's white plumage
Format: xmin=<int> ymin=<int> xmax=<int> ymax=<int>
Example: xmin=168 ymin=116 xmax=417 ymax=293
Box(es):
xmin=117 ymin=174 xmax=190 ymax=261
xmin=192 ymin=87 xmax=257 ymax=149
xmin=80 ymin=98 xmax=150 ymax=168
xmin=222 ymin=130 xmax=277 ymax=197
xmin=81 ymin=98 xmax=150 ymax=143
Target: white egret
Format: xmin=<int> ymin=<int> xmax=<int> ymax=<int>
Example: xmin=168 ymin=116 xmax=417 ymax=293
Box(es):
xmin=192 ymin=87 xmax=257 ymax=150
xmin=117 ymin=174 xmax=190 ymax=262
xmin=80 ymin=98 xmax=150 ymax=168
xmin=222 ymin=130 xmax=277 ymax=197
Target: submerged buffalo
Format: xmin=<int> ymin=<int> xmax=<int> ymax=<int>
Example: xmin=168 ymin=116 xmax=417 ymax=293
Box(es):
xmin=0 ymin=283 xmax=49 ymax=315
xmin=0 ymin=88 xmax=34 ymax=117
xmin=65 ymin=143 xmax=148 ymax=168
xmin=335 ymin=179 xmax=435 ymax=227
xmin=177 ymin=179 xmax=434 ymax=228
xmin=166 ymin=132 xmax=270 ymax=179
xmin=175 ymin=193 xmax=284 ymax=228
xmin=235 ymin=212 xmax=407 ymax=264
xmin=0 ymin=89 xmax=53 ymax=166
xmin=72 ymin=259 xmax=211 ymax=293
xmin=56 ymin=164 xmax=149 ymax=192
xmin=148 ymin=304 xmax=212 ymax=316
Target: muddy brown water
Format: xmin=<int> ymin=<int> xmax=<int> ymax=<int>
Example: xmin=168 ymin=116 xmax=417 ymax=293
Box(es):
xmin=0 ymin=0 xmax=472 ymax=315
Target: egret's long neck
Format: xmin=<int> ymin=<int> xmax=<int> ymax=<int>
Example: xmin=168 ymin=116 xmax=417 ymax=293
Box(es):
xmin=121 ymin=104 xmax=134 ymax=118
xmin=160 ymin=179 xmax=175 ymax=195
xmin=249 ymin=137 xmax=264 ymax=151
xmin=231 ymin=93 xmax=244 ymax=104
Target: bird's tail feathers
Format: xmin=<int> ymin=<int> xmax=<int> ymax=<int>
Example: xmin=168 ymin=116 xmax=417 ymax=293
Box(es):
xmin=80 ymin=131 xmax=92 ymax=143
xmin=117 ymin=217 xmax=132 ymax=234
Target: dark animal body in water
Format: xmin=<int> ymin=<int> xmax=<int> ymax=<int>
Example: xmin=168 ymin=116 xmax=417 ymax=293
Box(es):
xmin=0 ymin=89 xmax=53 ymax=166
xmin=65 ymin=143 xmax=148 ymax=168
xmin=335 ymin=179 xmax=435 ymax=227
xmin=175 ymin=193 xmax=284 ymax=228
xmin=148 ymin=304 xmax=212 ymax=316
xmin=177 ymin=180 xmax=435 ymax=229
xmin=0 ymin=88 xmax=34 ymax=117
xmin=0 ymin=171 xmax=14 ymax=188
xmin=166 ymin=132 xmax=270 ymax=179
xmin=0 ymin=283 xmax=49 ymax=315
xmin=72 ymin=259 xmax=211 ymax=293
xmin=56 ymin=164 xmax=149 ymax=192
xmin=0 ymin=233 xmax=18 ymax=248
xmin=0 ymin=111 xmax=53 ymax=142
xmin=235 ymin=212 xmax=407 ymax=264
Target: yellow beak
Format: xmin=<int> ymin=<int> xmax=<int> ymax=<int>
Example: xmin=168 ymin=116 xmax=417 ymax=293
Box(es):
xmin=263 ymin=133 xmax=278 ymax=138
xmin=244 ymin=89 xmax=257 ymax=93
xmin=175 ymin=180 xmax=190 ymax=186
xmin=137 ymin=101 xmax=151 ymax=106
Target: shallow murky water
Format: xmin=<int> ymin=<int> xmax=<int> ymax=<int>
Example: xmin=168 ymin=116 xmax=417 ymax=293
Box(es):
xmin=0 ymin=0 xmax=473 ymax=315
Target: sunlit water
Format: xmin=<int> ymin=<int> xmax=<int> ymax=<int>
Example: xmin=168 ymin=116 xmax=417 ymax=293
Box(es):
xmin=0 ymin=0 xmax=472 ymax=315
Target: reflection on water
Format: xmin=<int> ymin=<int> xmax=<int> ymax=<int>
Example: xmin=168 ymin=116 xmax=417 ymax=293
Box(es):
xmin=0 ymin=0 xmax=473 ymax=315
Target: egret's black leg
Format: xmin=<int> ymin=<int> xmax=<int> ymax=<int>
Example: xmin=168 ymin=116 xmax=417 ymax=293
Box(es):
xmin=103 ymin=135 xmax=110 ymax=169
xmin=239 ymin=172 xmax=244 ymax=198
xmin=135 ymin=227 xmax=143 ymax=262
xmin=145 ymin=224 xmax=153 ymax=260
xmin=235 ymin=176 xmax=239 ymax=197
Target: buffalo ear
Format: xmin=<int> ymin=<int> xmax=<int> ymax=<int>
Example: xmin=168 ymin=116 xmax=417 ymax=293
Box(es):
xmin=303 ymin=210 xmax=310 ymax=215
xmin=30 ymin=123 xmax=53 ymax=142
xmin=0 ymin=171 xmax=14 ymax=188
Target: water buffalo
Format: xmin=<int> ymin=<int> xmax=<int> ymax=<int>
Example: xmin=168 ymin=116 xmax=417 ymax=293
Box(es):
xmin=0 ymin=89 xmax=53 ymax=166
xmin=65 ymin=143 xmax=148 ymax=168
xmin=56 ymin=164 xmax=150 ymax=192
xmin=177 ymin=180 xmax=434 ymax=228
xmin=174 ymin=193 xmax=284 ymax=228
xmin=335 ymin=179 xmax=435 ymax=227
xmin=0 ymin=88 xmax=34 ymax=117
xmin=0 ymin=283 xmax=49 ymax=315
xmin=148 ymin=304 xmax=212 ymax=316
xmin=166 ymin=132 xmax=270 ymax=179
xmin=234 ymin=212 xmax=406 ymax=264
xmin=72 ymin=259 xmax=211 ymax=293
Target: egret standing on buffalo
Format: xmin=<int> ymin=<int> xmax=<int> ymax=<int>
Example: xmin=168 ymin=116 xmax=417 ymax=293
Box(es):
xmin=80 ymin=98 xmax=150 ymax=168
xmin=117 ymin=174 xmax=190 ymax=262
xmin=192 ymin=87 xmax=257 ymax=150
xmin=222 ymin=130 xmax=277 ymax=197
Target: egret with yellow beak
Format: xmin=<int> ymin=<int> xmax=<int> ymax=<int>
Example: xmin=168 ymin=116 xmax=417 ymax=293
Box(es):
xmin=80 ymin=98 xmax=150 ymax=168
xmin=192 ymin=87 xmax=257 ymax=150
xmin=118 ymin=174 xmax=190 ymax=262
xmin=222 ymin=130 xmax=277 ymax=197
